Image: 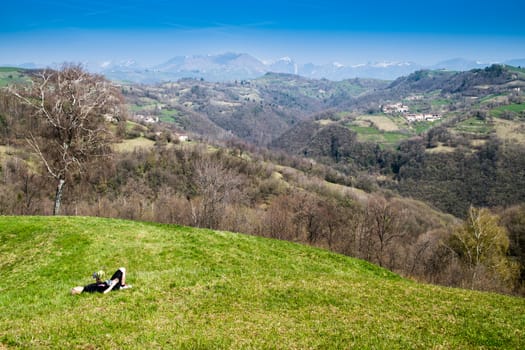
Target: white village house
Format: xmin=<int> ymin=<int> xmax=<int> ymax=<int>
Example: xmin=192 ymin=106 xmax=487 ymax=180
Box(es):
xmin=405 ymin=113 xmax=442 ymax=123
xmin=135 ymin=114 xmax=160 ymax=124
xmin=381 ymin=102 xmax=409 ymax=114
xmin=176 ymin=134 xmax=190 ymax=142
xmin=382 ymin=101 xmax=442 ymax=123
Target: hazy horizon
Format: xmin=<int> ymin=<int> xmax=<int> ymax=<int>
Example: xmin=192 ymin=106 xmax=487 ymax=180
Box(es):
xmin=2 ymin=0 xmax=525 ymax=67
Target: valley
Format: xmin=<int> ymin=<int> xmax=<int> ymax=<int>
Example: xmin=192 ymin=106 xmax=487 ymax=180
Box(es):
xmin=124 ymin=65 xmax=525 ymax=147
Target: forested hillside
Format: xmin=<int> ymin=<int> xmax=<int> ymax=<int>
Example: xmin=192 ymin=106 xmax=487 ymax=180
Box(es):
xmin=122 ymin=73 xmax=387 ymax=145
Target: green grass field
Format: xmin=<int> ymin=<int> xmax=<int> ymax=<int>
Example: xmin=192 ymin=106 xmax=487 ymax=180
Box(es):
xmin=431 ymin=98 xmax=452 ymax=107
xmin=349 ymin=125 xmax=409 ymax=147
xmin=1 ymin=216 xmax=524 ymax=349
xmin=159 ymin=108 xmax=181 ymax=123
xmin=0 ymin=67 xmax=21 ymax=72
xmin=491 ymin=103 xmax=525 ymax=118
xmin=479 ymin=93 xmax=506 ymax=104
xmin=411 ymin=120 xmax=437 ymax=134
xmin=0 ymin=68 xmax=30 ymax=87
xmin=454 ymin=117 xmax=493 ymax=134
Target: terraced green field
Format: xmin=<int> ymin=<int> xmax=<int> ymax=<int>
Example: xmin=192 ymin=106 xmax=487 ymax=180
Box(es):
xmin=491 ymin=103 xmax=525 ymax=117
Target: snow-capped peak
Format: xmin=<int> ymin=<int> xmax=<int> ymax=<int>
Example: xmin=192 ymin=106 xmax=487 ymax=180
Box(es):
xmin=121 ymin=59 xmax=137 ymax=67
xmin=277 ymin=56 xmax=293 ymax=63
xmin=372 ymin=61 xmax=397 ymax=68
xmin=333 ymin=62 xmax=344 ymax=68
xmin=371 ymin=61 xmax=413 ymax=68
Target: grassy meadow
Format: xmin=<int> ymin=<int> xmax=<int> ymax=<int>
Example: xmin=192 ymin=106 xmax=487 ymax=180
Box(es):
xmin=113 ymin=136 xmax=156 ymax=152
xmin=1 ymin=216 xmax=524 ymax=349
xmin=491 ymin=103 xmax=525 ymax=117
xmin=348 ymin=124 xmax=408 ymax=147
xmin=0 ymin=68 xmax=30 ymax=87
xmin=454 ymin=117 xmax=492 ymax=135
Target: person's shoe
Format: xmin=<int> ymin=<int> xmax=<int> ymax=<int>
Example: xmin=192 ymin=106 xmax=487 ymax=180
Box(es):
xmin=121 ymin=284 xmax=132 ymax=289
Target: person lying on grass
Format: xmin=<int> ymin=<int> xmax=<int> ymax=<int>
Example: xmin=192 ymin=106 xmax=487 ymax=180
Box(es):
xmin=71 ymin=267 xmax=131 ymax=295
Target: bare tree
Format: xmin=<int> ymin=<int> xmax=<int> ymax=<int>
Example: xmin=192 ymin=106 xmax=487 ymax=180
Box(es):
xmin=262 ymin=195 xmax=295 ymax=240
xmin=363 ymin=197 xmax=407 ymax=268
xmin=10 ymin=64 xmax=125 ymax=214
xmin=189 ymin=157 xmax=244 ymax=229
xmin=293 ymin=193 xmax=324 ymax=244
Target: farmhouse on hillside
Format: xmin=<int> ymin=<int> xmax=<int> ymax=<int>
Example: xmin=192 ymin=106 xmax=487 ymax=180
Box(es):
xmin=381 ymin=102 xmax=409 ymax=114
xmin=382 ymin=101 xmax=442 ymax=123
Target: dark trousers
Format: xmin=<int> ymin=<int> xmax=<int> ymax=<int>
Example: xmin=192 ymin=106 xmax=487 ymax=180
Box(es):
xmin=110 ymin=269 xmax=124 ymax=289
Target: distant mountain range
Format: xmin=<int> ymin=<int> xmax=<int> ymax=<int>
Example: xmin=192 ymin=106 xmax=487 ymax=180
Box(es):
xmin=4 ymin=53 xmax=525 ymax=83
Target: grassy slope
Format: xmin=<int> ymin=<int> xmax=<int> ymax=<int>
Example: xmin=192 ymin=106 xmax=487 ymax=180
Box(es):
xmin=113 ymin=136 xmax=156 ymax=152
xmin=0 ymin=68 xmax=30 ymax=87
xmin=0 ymin=216 xmax=524 ymax=349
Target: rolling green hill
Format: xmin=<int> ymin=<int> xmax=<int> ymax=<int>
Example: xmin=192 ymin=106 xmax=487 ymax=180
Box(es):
xmin=1 ymin=216 xmax=524 ymax=349
xmin=0 ymin=67 xmax=31 ymax=87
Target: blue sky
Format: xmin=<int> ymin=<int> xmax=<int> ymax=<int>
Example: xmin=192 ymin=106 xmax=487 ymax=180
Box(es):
xmin=2 ymin=0 xmax=525 ymax=66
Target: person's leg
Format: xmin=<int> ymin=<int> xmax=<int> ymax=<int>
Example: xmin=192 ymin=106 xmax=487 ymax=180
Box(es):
xmin=71 ymin=286 xmax=84 ymax=295
xmin=118 ymin=267 xmax=126 ymax=286
xmin=109 ymin=267 xmax=126 ymax=287
xmin=109 ymin=269 xmax=122 ymax=289
xmin=117 ymin=267 xmax=132 ymax=289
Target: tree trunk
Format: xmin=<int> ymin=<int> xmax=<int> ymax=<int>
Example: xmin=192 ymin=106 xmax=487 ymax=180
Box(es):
xmin=53 ymin=179 xmax=65 ymax=215
xmin=187 ymin=196 xmax=198 ymax=227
